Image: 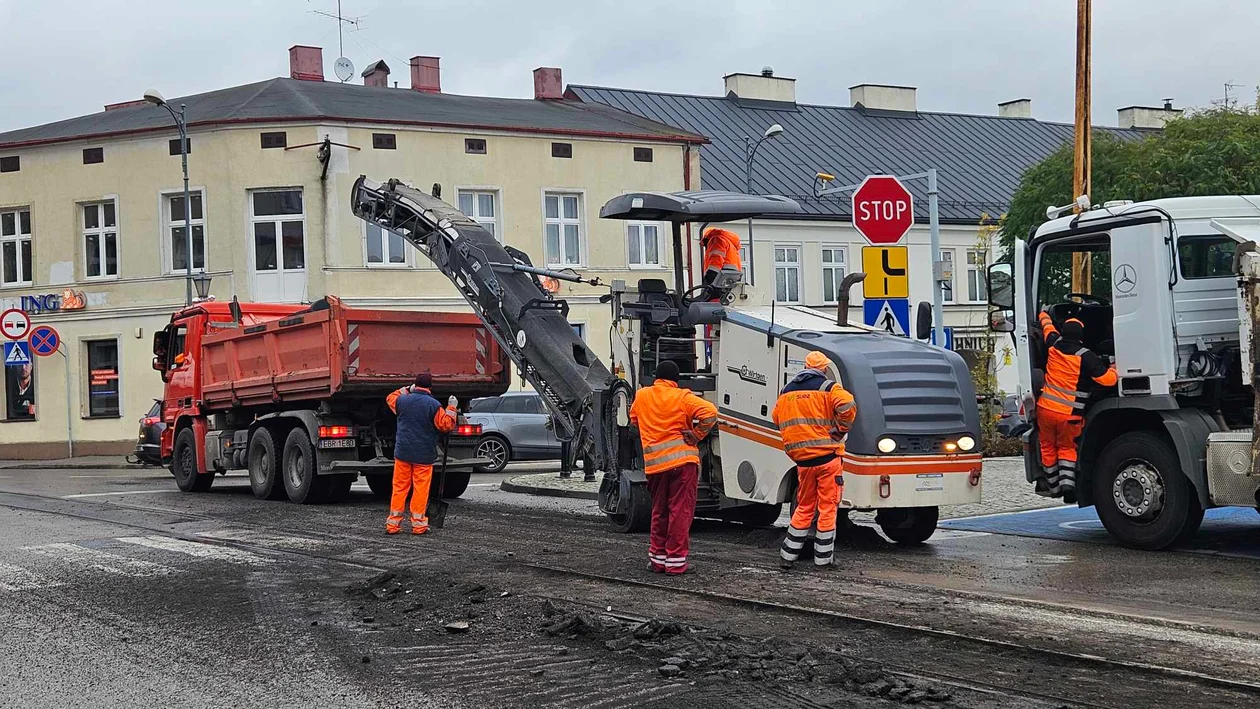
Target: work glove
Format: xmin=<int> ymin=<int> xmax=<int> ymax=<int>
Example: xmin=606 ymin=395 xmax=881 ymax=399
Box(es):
xmin=448 ymin=395 xmax=458 ymax=411
xmin=681 ymin=430 xmax=699 ymax=446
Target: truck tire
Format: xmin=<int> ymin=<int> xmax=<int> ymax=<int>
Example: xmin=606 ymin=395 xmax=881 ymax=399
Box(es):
xmin=876 ymin=506 xmax=938 ymax=544
xmin=721 ymin=502 xmax=784 ymax=528
xmin=474 ymin=436 xmax=511 ymax=474
xmin=172 ymin=428 xmax=214 ymax=493
xmin=247 ymin=428 xmax=285 ymax=500
xmin=282 ymin=427 xmax=326 ymax=504
xmin=1093 ymin=432 xmax=1203 ymax=550
xmin=439 ymin=470 xmax=471 ymax=499
xmin=606 ymin=482 xmax=651 ymax=534
xmin=366 ymin=474 xmax=392 ymax=499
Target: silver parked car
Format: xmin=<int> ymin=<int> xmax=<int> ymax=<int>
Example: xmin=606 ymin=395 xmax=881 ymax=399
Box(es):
xmin=463 ymin=392 xmax=562 ymax=473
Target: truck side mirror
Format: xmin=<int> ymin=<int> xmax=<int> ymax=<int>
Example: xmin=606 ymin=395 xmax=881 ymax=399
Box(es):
xmin=989 ymin=309 xmax=1015 ymax=333
xmin=151 ymin=356 xmax=164 ymax=372
xmin=915 ymin=301 xmax=932 ymax=340
xmin=987 ymin=263 xmax=1014 ymax=310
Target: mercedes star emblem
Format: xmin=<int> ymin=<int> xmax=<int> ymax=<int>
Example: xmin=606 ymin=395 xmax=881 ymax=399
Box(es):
xmin=1114 ymin=264 xmax=1137 ymax=294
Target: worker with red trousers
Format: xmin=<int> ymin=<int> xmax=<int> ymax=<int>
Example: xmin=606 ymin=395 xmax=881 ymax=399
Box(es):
xmin=630 ymin=360 xmax=718 ymax=575
xmin=1036 ymin=311 xmax=1117 ymax=497
xmin=385 ymin=371 xmax=457 ymax=535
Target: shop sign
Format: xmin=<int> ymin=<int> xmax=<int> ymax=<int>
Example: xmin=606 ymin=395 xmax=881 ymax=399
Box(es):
xmin=21 ymin=289 xmax=87 ymax=315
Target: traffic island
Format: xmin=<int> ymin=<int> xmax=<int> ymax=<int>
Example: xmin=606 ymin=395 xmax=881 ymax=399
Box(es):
xmin=500 ymin=472 xmax=598 ymax=501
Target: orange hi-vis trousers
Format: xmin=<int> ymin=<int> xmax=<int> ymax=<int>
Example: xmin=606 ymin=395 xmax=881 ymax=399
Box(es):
xmin=386 ymin=460 xmax=433 ymax=534
xmin=780 ymin=458 xmax=843 ymax=566
xmin=1036 ymin=406 xmax=1083 ymax=494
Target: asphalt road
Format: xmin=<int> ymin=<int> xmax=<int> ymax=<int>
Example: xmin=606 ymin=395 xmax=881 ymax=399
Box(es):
xmin=1 ymin=466 xmax=1258 ymax=709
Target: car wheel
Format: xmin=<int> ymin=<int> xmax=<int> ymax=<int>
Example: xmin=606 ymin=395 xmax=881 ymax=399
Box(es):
xmin=247 ymin=428 xmax=286 ymax=500
xmin=172 ymin=428 xmax=213 ymax=492
xmin=282 ymin=427 xmax=325 ymax=504
xmin=1093 ymin=432 xmax=1202 ymax=550
xmin=474 ymin=436 xmax=510 ymax=474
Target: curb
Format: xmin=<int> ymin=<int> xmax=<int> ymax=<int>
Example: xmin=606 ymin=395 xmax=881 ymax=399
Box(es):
xmin=0 ymin=462 xmax=152 ymax=471
xmin=500 ymin=476 xmax=599 ymax=501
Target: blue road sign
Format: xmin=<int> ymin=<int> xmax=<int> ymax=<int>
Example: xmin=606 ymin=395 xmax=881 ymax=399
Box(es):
xmin=28 ymin=325 xmax=60 ymax=356
xmin=4 ymin=341 xmax=31 ymax=367
xmin=863 ymin=298 xmax=910 ymax=336
xmin=927 ymin=326 xmax=954 ymax=350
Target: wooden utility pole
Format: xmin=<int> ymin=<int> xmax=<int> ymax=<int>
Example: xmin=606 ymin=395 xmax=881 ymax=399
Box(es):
xmin=1071 ymin=0 xmax=1093 ymax=293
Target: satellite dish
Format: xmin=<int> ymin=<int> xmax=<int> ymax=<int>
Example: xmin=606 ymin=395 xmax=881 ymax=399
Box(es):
xmin=334 ymin=57 xmax=355 ymax=82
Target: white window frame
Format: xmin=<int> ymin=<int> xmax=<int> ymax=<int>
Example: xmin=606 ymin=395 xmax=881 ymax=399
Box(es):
xmin=542 ymin=190 xmax=585 ymax=267
xmin=820 ymin=244 xmax=848 ymax=304
xmin=939 ymin=248 xmax=955 ymax=303
xmin=966 ymin=248 xmax=988 ymax=303
xmin=0 ymin=206 xmax=33 ymax=287
xmin=738 ymin=244 xmax=751 ymax=282
xmin=247 ymin=188 xmax=307 ymax=289
xmin=363 ymin=221 xmax=412 ymax=269
xmin=626 ymin=221 xmax=665 ymax=269
xmin=456 ymin=187 xmax=502 ymax=242
xmin=570 ymin=321 xmax=586 ymax=342
xmin=160 ymin=188 xmax=206 ymax=275
xmin=81 ymin=198 xmax=119 ymax=281
xmin=82 ymin=336 xmax=122 ymax=419
xmin=773 ymin=243 xmax=802 ymax=304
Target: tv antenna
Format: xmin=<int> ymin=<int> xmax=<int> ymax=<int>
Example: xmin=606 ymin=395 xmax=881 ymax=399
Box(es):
xmin=1224 ymin=81 xmax=1244 ymax=109
xmin=309 ymin=1 xmax=364 ymax=81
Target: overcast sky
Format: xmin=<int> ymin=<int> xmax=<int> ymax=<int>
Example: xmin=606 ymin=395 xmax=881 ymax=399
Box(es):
xmin=2 ymin=0 xmax=1257 ymax=133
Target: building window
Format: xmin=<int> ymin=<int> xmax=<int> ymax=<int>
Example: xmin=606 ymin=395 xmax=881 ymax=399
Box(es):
xmin=457 ymin=190 xmax=500 ymax=240
xmin=163 ymin=191 xmax=205 ymax=273
xmin=168 ymin=138 xmax=190 ymax=156
xmin=551 ymin=142 xmax=573 ymax=159
xmin=250 ymin=190 xmax=305 ymax=272
xmin=83 ymin=147 xmax=104 ymax=164
xmin=365 ymin=223 xmax=407 ymax=267
xmin=966 ymin=249 xmax=988 ymax=302
xmin=373 ymin=133 xmax=397 ymax=150
xmin=465 ymin=138 xmax=487 ymax=155
xmin=82 ymin=201 xmax=119 ymax=280
xmin=633 ymin=147 xmax=653 ymax=163
xmin=820 ymin=246 xmax=848 ymax=303
xmin=940 ymin=249 xmax=955 ymax=303
xmin=260 ymin=132 xmax=287 ymax=149
xmin=0 ymin=208 xmax=33 ymax=286
xmin=626 ymin=222 xmax=662 ymax=268
xmin=4 ymin=361 xmax=35 ymax=420
xmin=544 ymin=192 xmax=582 ymax=266
xmin=0 ymin=156 xmax=19 ymax=172
xmin=86 ymin=340 xmax=120 ymax=418
xmin=774 ymin=245 xmax=801 ymax=303
xmin=738 ymin=244 xmax=750 ymax=281
xmin=571 ymin=323 xmax=586 ymax=341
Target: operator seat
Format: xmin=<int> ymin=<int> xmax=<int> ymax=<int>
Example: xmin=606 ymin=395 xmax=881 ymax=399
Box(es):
xmin=635 ymin=278 xmax=700 ymax=388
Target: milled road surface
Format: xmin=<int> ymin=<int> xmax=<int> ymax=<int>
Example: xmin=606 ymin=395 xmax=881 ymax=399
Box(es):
xmin=1 ymin=466 xmax=1258 ymax=708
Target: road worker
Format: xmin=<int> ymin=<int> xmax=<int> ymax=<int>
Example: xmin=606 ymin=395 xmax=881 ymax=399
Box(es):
xmin=700 ymin=227 xmax=742 ymax=288
xmin=385 ymin=371 xmax=457 ymax=535
xmin=1035 ymin=311 xmax=1117 ymax=497
xmin=629 ymin=359 xmax=718 ymax=575
xmin=773 ymin=351 xmax=856 ymax=570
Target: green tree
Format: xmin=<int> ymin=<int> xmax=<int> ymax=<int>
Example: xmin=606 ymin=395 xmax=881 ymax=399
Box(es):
xmin=1001 ymin=104 xmax=1260 ymax=256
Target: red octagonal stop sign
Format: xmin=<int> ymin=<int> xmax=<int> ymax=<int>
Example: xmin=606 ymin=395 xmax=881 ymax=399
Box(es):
xmin=852 ymin=175 xmax=914 ymax=244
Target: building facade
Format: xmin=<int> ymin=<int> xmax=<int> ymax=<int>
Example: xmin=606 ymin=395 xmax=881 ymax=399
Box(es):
xmin=0 ymin=47 xmax=703 ymax=458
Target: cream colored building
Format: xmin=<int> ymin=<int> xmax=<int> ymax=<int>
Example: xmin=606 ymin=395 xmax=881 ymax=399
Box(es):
xmin=0 ymin=46 xmax=704 ymax=458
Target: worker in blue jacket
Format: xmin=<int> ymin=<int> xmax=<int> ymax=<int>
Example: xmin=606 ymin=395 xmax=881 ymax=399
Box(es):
xmin=385 ymin=372 xmax=457 ymax=534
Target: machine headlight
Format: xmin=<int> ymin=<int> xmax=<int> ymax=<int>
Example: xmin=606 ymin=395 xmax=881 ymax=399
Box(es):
xmin=877 ymin=437 xmax=897 ymax=454
xmin=956 ymin=435 xmax=976 ymax=452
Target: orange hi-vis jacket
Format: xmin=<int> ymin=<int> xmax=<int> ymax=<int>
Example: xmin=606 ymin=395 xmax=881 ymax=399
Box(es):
xmin=1037 ymin=312 xmax=1118 ymax=417
xmin=702 ymin=228 xmax=742 ymax=274
xmin=772 ymin=370 xmax=857 ymax=466
xmin=629 ymin=379 xmax=718 ymax=474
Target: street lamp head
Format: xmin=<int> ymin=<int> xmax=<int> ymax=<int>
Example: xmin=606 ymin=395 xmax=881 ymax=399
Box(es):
xmin=192 ymin=273 xmax=212 ymax=300
xmin=763 ymin=123 xmax=784 ymax=139
xmin=142 ymin=89 xmax=167 ymax=107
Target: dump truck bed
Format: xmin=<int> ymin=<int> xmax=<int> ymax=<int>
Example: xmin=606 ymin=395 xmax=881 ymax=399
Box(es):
xmin=197 ymin=298 xmax=508 ymax=412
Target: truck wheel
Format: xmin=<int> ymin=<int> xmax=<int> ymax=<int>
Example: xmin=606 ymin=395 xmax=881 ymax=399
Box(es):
xmin=366 ymin=475 xmax=393 ymax=499
xmin=247 ymin=428 xmax=285 ymax=500
xmin=440 ymin=470 xmax=472 ymax=499
xmin=474 ymin=436 xmax=510 ymax=474
xmin=282 ymin=428 xmax=325 ymax=504
xmin=172 ymin=428 xmax=214 ymax=493
xmin=722 ymin=502 xmax=784 ymax=528
xmin=606 ymin=482 xmax=651 ymax=533
xmin=876 ymin=506 xmax=938 ymax=544
xmin=1093 ymin=432 xmax=1203 ymax=550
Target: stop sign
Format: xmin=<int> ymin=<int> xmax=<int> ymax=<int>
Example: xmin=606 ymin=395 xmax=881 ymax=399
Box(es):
xmin=852 ymin=175 xmax=914 ymax=244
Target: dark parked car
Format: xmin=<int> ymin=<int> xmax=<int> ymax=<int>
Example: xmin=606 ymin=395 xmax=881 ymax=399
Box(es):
xmin=463 ymin=392 xmax=562 ymax=473
xmin=132 ymin=399 xmax=166 ymax=465
xmin=979 ymin=394 xmax=1025 ymax=438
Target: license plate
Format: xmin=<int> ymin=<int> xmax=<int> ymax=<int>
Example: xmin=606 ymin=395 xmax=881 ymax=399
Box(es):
xmin=318 ymin=438 xmax=357 ymax=449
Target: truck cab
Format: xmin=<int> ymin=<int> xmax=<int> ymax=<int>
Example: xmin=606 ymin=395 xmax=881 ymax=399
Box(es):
xmin=989 ymin=197 xmax=1260 ymax=549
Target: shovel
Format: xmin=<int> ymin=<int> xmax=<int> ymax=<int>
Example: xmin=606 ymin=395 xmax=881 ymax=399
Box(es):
xmin=426 ymin=435 xmax=452 ymax=529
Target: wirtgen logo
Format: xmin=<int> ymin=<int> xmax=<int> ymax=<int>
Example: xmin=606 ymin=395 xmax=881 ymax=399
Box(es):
xmin=727 ymin=365 xmax=767 ymax=386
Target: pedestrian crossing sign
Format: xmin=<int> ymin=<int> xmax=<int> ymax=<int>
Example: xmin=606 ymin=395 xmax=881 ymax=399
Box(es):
xmin=862 ymin=298 xmax=909 ymax=337
xmin=4 ymin=341 xmax=31 ymax=367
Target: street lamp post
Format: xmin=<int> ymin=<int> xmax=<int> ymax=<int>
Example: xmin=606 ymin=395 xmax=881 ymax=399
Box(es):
xmin=743 ymin=123 xmax=784 ymax=287
xmin=144 ymin=89 xmax=194 ymax=306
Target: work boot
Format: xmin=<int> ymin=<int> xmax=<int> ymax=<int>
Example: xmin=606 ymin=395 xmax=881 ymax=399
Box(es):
xmin=559 ymin=471 xmax=572 ymax=479
xmin=386 ymin=524 xmax=401 ymax=535
xmin=583 ymin=473 xmax=596 ymax=483
xmin=412 ymin=521 xmax=430 ymax=536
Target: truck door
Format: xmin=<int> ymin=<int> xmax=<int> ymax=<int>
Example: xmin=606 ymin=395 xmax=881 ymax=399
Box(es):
xmin=1110 ymin=221 xmax=1175 ymax=396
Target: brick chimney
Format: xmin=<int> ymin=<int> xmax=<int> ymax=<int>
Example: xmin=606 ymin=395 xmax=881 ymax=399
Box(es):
xmin=289 ymin=45 xmax=324 ymax=82
xmin=362 ymin=60 xmax=391 ymax=87
xmin=410 ymin=56 xmax=441 ymax=93
xmin=534 ymin=67 xmax=563 ymax=100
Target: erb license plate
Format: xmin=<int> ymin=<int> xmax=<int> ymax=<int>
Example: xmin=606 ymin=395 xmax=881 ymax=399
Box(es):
xmin=318 ymin=438 xmax=357 ymax=449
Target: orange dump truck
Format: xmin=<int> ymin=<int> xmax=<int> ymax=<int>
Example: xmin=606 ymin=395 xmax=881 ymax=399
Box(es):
xmin=152 ymin=295 xmax=509 ymax=503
